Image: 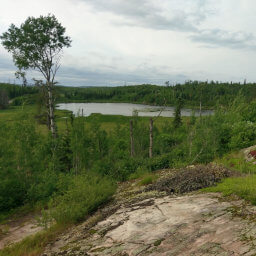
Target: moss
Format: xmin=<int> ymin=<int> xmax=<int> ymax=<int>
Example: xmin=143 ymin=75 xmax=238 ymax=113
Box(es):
xmin=154 ymin=238 xmax=164 ymax=246
xmin=88 ymin=229 xmax=97 ymax=235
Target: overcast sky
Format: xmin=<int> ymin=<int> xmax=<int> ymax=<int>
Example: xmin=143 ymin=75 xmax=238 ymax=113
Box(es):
xmin=0 ymin=0 xmax=256 ymax=86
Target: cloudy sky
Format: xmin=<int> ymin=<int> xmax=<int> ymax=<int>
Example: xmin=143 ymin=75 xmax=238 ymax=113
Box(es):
xmin=0 ymin=0 xmax=256 ymax=86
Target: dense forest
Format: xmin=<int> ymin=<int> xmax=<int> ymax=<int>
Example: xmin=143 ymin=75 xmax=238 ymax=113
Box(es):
xmin=57 ymin=81 xmax=256 ymax=108
xmin=1 ymin=80 xmax=256 ymax=108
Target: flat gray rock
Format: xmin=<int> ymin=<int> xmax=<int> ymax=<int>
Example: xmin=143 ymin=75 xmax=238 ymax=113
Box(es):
xmin=43 ymin=193 xmax=256 ymax=256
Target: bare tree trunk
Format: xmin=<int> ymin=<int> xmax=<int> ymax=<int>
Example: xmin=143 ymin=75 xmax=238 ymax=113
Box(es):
xmin=149 ymin=118 xmax=153 ymax=158
xmin=130 ymin=120 xmax=134 ymax=157
xmin=188 ymin=130 xmax=194 ymax=158
xmin=199 ymin=100 xmax=202 ymax=119
xmin=47 ymin=82 xmax=56 ymax=138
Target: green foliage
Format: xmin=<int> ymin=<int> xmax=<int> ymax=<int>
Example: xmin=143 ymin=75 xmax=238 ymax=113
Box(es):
xmin=215 ymin=152 xmax=256 ymax=175
xmin=0 ymin=120 xmax=50 ymax=211
xmin=49 ymin=173 xmax=116 ymax=224
xmin=139 ymin=174 xmax=157 ymax=186
xmin=0 ymin=14 xmax=71 ymax=71
xmin=0 ymin=83 xmax=38 ymax=100
xmin=129 ymin=166 xmax=149 ymax=180
xmin=148 ymin=154 xmax=172 ymax=171
xmin=228 ymin=121 xmax=256 ymax=150
xmin=56 ymin=81 xmax=256 ymax=108
xmin=1 ymin=94 xmax=256 ymax=222
xmin=203 ymin=175 xmax=256 ymax=205
xmin=1 ymin=14 xmax=72 ymax=136
xmin=26 ymin=169 xmax=59 ymax=204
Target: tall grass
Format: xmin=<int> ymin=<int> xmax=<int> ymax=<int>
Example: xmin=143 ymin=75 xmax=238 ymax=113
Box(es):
xmin=215 ymin=152 xmax=256 ymax=174
xmin=203 ymin=152 xmax=256 ymax=205
xmin=203 ymin=175 xmax=256 ymax=205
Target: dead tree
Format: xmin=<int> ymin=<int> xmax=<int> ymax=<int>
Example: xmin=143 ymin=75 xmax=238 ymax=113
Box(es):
xmin=149 ymin=118 xmax=153 ymax=158
xmin=130 ymin=120 xmax=134 ymax=157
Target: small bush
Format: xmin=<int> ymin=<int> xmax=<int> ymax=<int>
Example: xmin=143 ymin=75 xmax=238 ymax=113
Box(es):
xmin=49 ymin=173 xmax=116 ymax=224
xmin=26 ymin=169 xmax=59 ymax=204
xmin=148 ymin=154 xmax=171 ymax=171
xmin=139 ymin=174 xmax=157 ymax=186
xmin=129 ymin=166 xmax=149 ymax=180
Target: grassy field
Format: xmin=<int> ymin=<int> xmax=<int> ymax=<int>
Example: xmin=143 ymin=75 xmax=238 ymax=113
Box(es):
xmin=0 ymin=105 xmax=180 ymax=135
xmin=203 ymin=151 xmax=256 ymax=205
xmin=0 ymin=106 xmax=70 ymax=131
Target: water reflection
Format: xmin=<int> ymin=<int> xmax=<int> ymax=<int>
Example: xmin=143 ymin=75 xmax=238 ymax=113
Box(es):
xmin=56 ymin=103 xmax=213 ymax=117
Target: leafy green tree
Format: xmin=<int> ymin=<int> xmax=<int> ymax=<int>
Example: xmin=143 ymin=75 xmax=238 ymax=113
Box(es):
xmin=0 ymin=14 xmax=71 ymax=137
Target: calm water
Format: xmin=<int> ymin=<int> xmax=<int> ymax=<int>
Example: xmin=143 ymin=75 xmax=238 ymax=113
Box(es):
xmin=56 ymin=103 xmax=213 ymax=117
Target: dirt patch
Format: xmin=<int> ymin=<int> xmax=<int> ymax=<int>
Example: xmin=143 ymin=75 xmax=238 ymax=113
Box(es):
xmin=145 ymin=164 xmax=237 ymax=194
xmin=0 ymin=213 xmax=43 ymax=249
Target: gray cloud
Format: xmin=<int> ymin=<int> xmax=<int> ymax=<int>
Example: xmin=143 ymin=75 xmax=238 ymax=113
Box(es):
xmin=79 ymin=0 xmax=211 ymax=32
xmin=57 ymin=65 xmax=188 ymax=86
xmin=190 ymin=29 xmax=256 ymax=50
xmin=0 ymin=54 xmax=188 ymax=86
xmin=80 ymin=0 xmax=256 ymax=51
xmin=0 ymin=56 xmax=15 ymax=70
xmin=1 ymin=0 xmax=256 ymax=86
xmin=0 ymin=56 xmax=17 ymax=83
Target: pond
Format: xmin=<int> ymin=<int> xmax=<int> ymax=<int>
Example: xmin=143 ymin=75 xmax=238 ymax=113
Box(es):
xmin=56 ymin=103 xmax=213 ymax=117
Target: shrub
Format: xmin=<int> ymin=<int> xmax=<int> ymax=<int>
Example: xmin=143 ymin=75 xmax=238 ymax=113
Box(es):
xmin=49 ymin=173 xmax=116 ymax=224
xmin=139 ymin=174 xmax=157 ymax=186
xmin=129 ymin=166 xmax=149 ymax=180
xmin=26 ymin=169 xmax=59 ymax=204
xmin=229 ymin=121 xmax=256 ymax=150
xmin=148 ymin=154 xmax=171 ymax=171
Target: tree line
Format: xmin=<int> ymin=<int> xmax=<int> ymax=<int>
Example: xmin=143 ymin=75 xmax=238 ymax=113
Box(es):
xmin=2 ymin=80 xmax=256 ymax=109
xmin=57 ymin=81 xmax=256 ymax=108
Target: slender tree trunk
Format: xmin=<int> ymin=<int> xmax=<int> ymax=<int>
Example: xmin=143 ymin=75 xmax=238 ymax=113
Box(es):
xmin=47 ymin=81 xmax=56 ymax=138
xmin=199 ymin=100 xmax=202 ymax=119
xmin=149 ymin=118 xmax=153 ymax=158
xmin=130 ymin=120 xmax=134 ymax=157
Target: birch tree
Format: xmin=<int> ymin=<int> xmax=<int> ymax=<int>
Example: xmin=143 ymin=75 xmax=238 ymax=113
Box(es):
xmin=1 ymin=14 xmax=71 ymax=137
